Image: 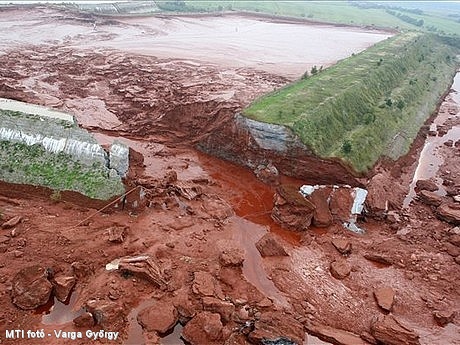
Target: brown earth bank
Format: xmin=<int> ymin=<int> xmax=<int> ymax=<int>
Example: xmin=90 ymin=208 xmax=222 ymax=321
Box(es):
xmin=0 ymin=6 xmax=459 ymax=345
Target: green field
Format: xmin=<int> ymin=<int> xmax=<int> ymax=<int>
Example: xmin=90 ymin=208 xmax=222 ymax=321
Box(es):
xmin=158 ymin=1 xmax=460 ymax=35
xmin=243 ymin=32 xmax=458 ymax=172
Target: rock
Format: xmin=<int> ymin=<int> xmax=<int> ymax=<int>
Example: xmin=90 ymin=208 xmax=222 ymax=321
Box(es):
xmin=371 ymin=315 xmax=420 ymax=345
xmin=271 ymin=185 xmax=315 ymax=231
xmin=433 ymin=310 xmax=456 ymax=327
xmin=436 ymin=203 xmax=460 ymax=225
xmin=444 ymin=140 xmax=453 ymax=147
xmin=417 ymin=190 xmax=443 ymax=207
xmin=107 ymin=226 xmax=126 ymax=243
xmin=331 ymin=238 xmax=352 ymax=255
xmin=138 ymin=301 xmax=178 ymax=333
xmin=450 ymin=226 xmax=460 ymax=235
xmin=330 ymin=259 xmax=351 ymax=280
xmin=192 ymin=271 xmax=216 ymax=297
xmin=415 ymin=179 xmax=439 ymax=192
xmin=448 ymin=234 xmax=460 ymax=247
xmin=454 ymin=195 xmax=460 ymax=203
xmin=85 ymin=299 xmax=125 ymax=328
xmin=444 ymin=243 xmax=460 ymax=257
xmin=71 ymin=261 xmax=93 ymax=279
xmin=182 ymin=312 xmax=223 ymax=345
xmin=386 ymin=211 xmax=401 ymax=224
xmin=11 ymin=265 xmax=52 ymax=310
xmin=256 ymin=298 xmax=273 ymax=308
xmin=360 ymin=331 xmax=378 ymax=345
xmin=310 ymin=188 xmax=333 ymax=227
xmin=329 ymin=187 xmax=354 ymax=222
xmin=163 ymin=170 xmax=178 ymax=184
xmin=366 ymin=172 xmax=404 ymax=218
xmin=305 ymin=322 xmax=368 ymax=345
xmin=202 ymin=297 xmax=235 ymax=323
xmin=219 ymin=248 xmax=244 ymax=267
xmin=0 ymin=235 xmax=10 ymax=244
xmin=255 ymin=233 xmax=288 ymax=257
xmin=73 ymin=312 xmax=95 ymax=328
xmin=2 ymin=216 xmax=22 ymax=229
xmin=374 ymin=287 xmax=395 ymax=311
xmin=254 ymin=163 xmax=279 ymax=185
xmin=248 ymin=312 xmax=304 ymax=345
xmin=52 ymin=275 xmax=76 ymax=303
xmin=363 ymin=253 xmax=393 ymax=266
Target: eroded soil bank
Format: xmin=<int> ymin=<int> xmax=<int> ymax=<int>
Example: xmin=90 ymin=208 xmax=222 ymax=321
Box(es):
xmin=0 ymin=6 xmax=459 ymax=345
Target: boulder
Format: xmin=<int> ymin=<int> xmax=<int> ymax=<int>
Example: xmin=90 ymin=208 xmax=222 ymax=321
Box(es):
xmin=374 ymin=287 xmax=395 ymax=311
xmin=433 ymin=310 xmax=456 ymax=327
xmin=85 ymin=299 xmax=125 ymax=328
xmin=2 ymin=216 xmax=22 ymax=229
xmin=436 ymin=203 xmax=460 ymax=225
xmin=271 ymin=185 xmax=315 ymax=231
xmin=219 ymin=248 xmax=244 ymax=267
xmin=73 ymin=312 xmax=95 ymax=328
xmin=255 ymin=233 xmax=288 ymax=257
xmin=415 ymin=179 xmax=439 ymax=192
xmin=137 ymin=301 xmax=178 ymax=334
xmin=192 ymin=271 xmax=216 ymax=297
xmin=330 ymin=259 xmax=351 ymax=280
xmin=310 ymin=188 xmax=333 ymax=227
xmin=182 ymin=312 xmax=223 ymax=345
xmin=331 ymin=238 xmax=352 ymax=255
xmin=202 ymin=297 xmax=235 ymax=323
xmin=329 ymin=187 xmax=354 ymax=222
xmin=417 ymin=190 xmax=443 ymax=207
xmin=11 ymin=265 xmax=52 ymax=310
xmin=52 ymin=275 xmax=76 ymax=303
xmin=248 ymin=312 xmax=304 ymax=345
xmin=366 ymin=172 xmax=404 ymax=218
xmin=305 ymin=323 xmax=368 ymax=345
xmin=371 ymin=315 xmax=420 ymax=345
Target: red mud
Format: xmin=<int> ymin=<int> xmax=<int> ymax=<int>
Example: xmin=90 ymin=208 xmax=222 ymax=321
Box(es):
xmin=0 ymin=5 xmax=459 ymax=345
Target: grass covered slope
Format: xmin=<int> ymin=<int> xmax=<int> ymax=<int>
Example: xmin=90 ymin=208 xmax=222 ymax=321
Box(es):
xmin=243 ymin=32 xmax=458 ymax=172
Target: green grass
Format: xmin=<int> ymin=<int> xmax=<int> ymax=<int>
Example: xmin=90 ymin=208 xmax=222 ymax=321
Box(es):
xmin=162 ymin=1 xmax=460 ymax=34
xmin=243 ymin=32 xmax=458 ymax=172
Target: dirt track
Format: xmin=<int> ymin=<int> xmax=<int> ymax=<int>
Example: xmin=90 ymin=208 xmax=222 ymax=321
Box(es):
xmin=0 ymin=5 xmax=459 ymax=345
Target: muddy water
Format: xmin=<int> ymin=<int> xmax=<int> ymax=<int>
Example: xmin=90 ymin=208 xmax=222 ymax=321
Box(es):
xmin=403 ymin=72 xmax=460 ymax=208
xmin=0 ymin=9 xmax=391 ymax=79
xmin=40 ymin=292 xmax=84 ymax=325
xmin=110 ymin=16 xmax=391 ymax=79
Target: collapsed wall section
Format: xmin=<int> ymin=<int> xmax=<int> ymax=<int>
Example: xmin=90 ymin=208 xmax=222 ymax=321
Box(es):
xmin=0 ymin=105 xmax=127 ymax=200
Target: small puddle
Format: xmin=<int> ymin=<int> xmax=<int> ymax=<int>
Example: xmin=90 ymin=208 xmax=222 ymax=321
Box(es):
xmin=161 ymin=323 xmax=184 ymax=345
xmin=125 ymin=299 xmax=155 ymax=345
xmin=39 ymin=292 xmax=84 ymax=325
xmin=403 ymin=72 xmax=460 ymax=208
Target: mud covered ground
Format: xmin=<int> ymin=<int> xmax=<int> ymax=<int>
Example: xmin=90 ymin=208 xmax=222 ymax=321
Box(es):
xmin=0 ymin=5 xmax=459 ymax=345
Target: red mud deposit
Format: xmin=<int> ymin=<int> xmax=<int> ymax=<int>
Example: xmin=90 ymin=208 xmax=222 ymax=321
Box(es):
xmin=0 ymin=5 xmax=459 ymax=345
